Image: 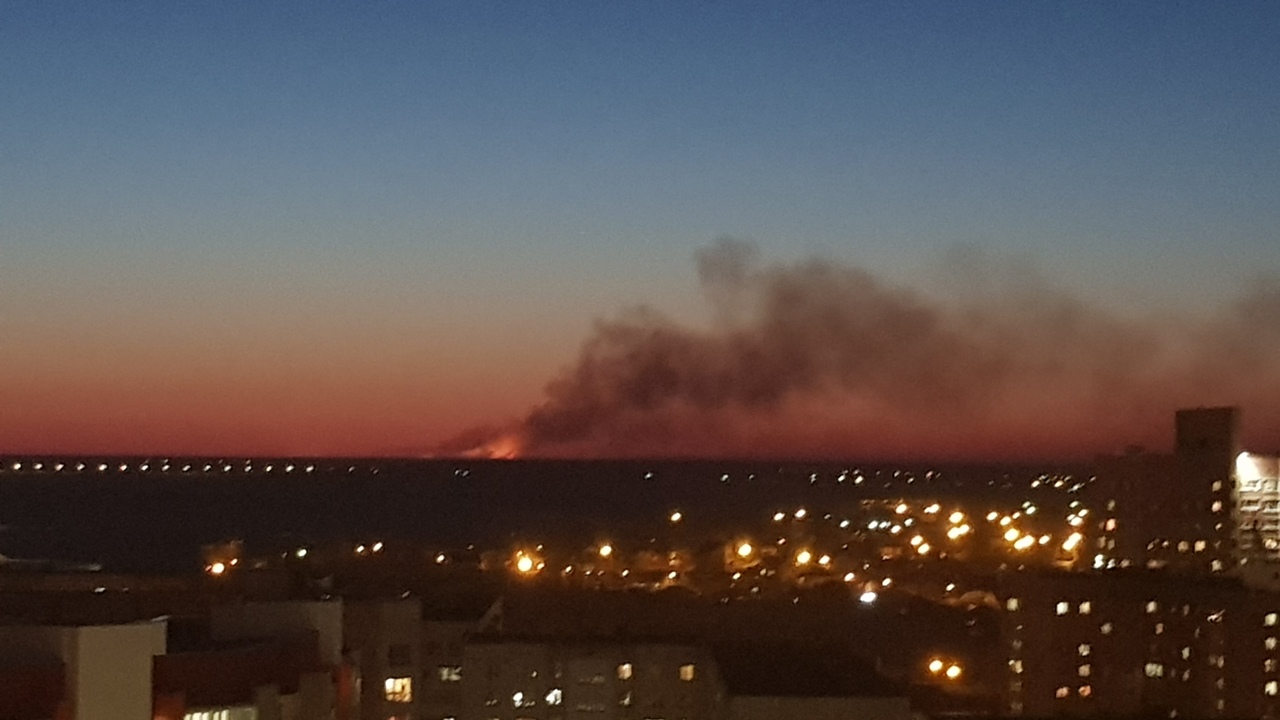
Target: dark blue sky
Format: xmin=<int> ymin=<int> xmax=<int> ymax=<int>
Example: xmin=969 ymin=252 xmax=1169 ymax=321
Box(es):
xmin=2 ymin=1 xmax=1278 ymax=454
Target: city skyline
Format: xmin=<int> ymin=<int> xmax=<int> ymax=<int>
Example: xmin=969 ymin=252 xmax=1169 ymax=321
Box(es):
xmin=3 ymin=2 xmax=1279 ymax=458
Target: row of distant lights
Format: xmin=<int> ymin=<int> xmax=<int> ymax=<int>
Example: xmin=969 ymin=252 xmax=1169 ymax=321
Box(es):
xmin=508 ymin=540 xmax=885 ymax=604
xmin=714 ymin=469 xmax=1090 ymax=488
xmin=9 ymin=461 xmax=318 ymax=474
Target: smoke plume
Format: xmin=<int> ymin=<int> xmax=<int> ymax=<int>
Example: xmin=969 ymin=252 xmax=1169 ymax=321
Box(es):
xmin=445 ymin=239 xmax=1280 ymax=460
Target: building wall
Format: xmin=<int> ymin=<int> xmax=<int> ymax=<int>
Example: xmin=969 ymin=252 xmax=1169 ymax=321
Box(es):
xmin=420 ymin=620 xmax=473 ymax=720
xmin=728 ymin=695 xmax=911 ymax=720
xmin=5 ymin=621 xmax=168 ymax=720
xmin=1238 ymin=453 xmax=1280 ymax=567
xmin=344 ymin=598 xmax=423 ymax=720
xmin=211 ymin=599 xmax=345 ymax=666
xmin=1093 ymin=408 xmax=1242 ymax=574
xmin=459 ymin=640 xmax=722 ymax=720
xmin=997 ymin=571 xmax=1280 ymax=719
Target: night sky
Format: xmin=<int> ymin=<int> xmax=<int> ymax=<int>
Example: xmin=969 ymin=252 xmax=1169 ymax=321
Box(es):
xmin=3 ymin=2 xmax=1279 ymax=459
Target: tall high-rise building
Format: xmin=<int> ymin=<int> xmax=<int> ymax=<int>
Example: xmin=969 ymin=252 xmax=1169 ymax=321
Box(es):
xmin=1094 ymin=408 xmax=1280 ymax=580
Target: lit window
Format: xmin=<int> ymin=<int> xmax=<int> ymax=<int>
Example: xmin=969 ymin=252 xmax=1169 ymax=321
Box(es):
xmin=1078 ymin=664 xmax=1091 ymax=677
xmin=545 ymin=688 xmax=563 ymax=706
xmin=679 ymin=664 xmax=696 ymax=681
xmin=1269 ymin=681 xmax=1279 ymax=697
xmin=1212 ymin=500 xmax=1223 ymax=513
xmin=1212 ymin=559 xmax=1224 ymax=572
xmin=1268 ymin=637 xmax=1278 ymax=650
xmin=617 ymin=663 xmax=633 ymax=680
xmin=1078 ymin=644 xmax=1091 ymax=657
xmin=512 ymin=691 xmax=534 ymax=708
xmin=1146 ymin=601 xmax=1158 ymax=614
xmin=437 ymin=666 xmax=462 ymax=682
xmin=1195 ymin=540 xmax=1207 ymax=552
xmin=1007 ymin=598 xmax=1020 ymax=611
xmin=1010 ymin=659 xmax=1023 ymax=674
xmin=1104 ymin=518 xmax=1117 ymax=531
xmin=1079 ymin=601 xmax=1092 ymax=615
xmin=1155 ymin=622 xmax=1165 ymax=635
xmin=1145 ymin=663 xmax=1164 ymax=678
xmin=1267 ymin=613 xmax=1278 ymax=627
xmin=1101 ymin=622 xmax=1113 ymax=635
xmin=1267 ymin=659 xmax=1277 ymax=673
xmin=1182 ymin=647 xmax=1191 ymax=660
xmin=384 ymin=677 xmax=413 ymax=703
xmin=1056 ymin=602 xmax=1069 ymax=616
xmin=618 ymin=690 xmax=632 ymax=707
xmin=1056 ymin=686 xmax=1070 ymax=699
xmin=1079 ymin=685 xmax=1092 ymax=697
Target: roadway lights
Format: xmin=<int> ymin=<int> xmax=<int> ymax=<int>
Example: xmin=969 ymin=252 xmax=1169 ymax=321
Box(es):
xmin=515 ymin=552 xmax=537 ymax=575
xmin=927 ymin=657 xmax=964 ymax=680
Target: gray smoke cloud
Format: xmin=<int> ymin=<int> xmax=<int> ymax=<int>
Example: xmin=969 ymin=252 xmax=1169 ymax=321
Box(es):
xmin=449 ymin=238 xmax=1280 ymax=460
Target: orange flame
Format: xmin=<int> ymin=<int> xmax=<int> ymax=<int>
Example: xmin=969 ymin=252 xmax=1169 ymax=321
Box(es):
xmin=461 ymin=432 xmax=523 ymax=459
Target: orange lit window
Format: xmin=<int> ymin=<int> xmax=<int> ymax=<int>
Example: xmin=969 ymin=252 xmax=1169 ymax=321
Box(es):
xmin=384 ymin=677 xmax=413 ymax=703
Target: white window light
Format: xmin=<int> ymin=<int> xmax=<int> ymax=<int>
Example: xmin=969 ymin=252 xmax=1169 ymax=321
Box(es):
xmin=384 ymin=677 xmax=413 ymax=703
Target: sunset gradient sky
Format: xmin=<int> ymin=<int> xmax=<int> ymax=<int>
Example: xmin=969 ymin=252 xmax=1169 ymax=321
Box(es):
xmin=3 ymin=2 xmax=1279 ymax=458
